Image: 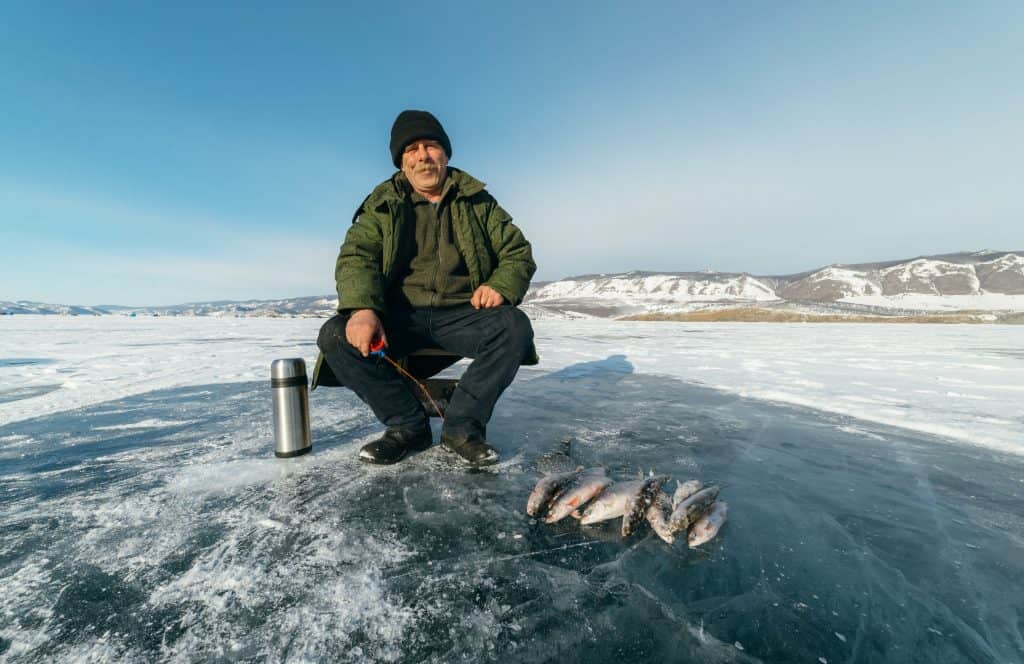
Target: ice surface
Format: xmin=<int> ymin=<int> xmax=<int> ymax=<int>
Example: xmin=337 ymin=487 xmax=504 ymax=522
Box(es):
xmin=533 ymin=319 xmax=1024 ymax=455
xmin=4 ymin=317 xmax=1022 ymax=455
xmin=0 ymin=316 xmax=316 ymax=427
xmin=2 ymin=316 xmax=1023 ymax=662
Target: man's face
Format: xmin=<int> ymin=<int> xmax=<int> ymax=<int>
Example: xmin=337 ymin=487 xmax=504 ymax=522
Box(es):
xmin=401 ymin=139 xmax=448 ymax=195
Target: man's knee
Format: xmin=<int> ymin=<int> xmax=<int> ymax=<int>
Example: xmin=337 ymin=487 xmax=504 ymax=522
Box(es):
xmin=500 ymin=306 xmax=534 ymax=353
xmin=317 ymin=314 xmax=350 ymax=354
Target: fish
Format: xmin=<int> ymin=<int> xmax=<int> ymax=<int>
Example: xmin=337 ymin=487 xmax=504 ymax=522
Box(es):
xmin=577 ymin=480 xmax=646 ymax=525
xmin=687 ymin=501 xmax=728 ymax=548
xmin=544 ymin=468 xmax=612 ymax=523
xmin=645 ymin=492 xmax=675 ymax=544
xmin=672 ymin=479 xmax=703 ymax=510
xmin=526 ymin=467 xmax=583 ymax=517
xmin=667 ymin=485 xmax=720 ymax=534
xmin=622 ymin=475 xmax=670 ymax=537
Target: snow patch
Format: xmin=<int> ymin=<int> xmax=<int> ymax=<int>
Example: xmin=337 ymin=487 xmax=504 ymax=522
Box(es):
xmin=842 ymin=293 xmax=1024 ymax=311
xmin=802 ymin=267 xmax=881 ymax=296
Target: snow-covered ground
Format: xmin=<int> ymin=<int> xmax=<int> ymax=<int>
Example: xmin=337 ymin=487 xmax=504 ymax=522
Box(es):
xmin=4 ymin=316 xmax=1022 ymax=455
xmin=1 ymin=316 xmax=308 ymax=427
xmin=2 ymin=316 xmax=1023 ymax=662
xmin=537 ymin=319 xmax=1024 ymax=455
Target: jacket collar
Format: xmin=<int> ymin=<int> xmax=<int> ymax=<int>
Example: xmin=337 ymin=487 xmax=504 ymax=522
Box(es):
xmin=370 ymin=167 xmax=485 ymax=206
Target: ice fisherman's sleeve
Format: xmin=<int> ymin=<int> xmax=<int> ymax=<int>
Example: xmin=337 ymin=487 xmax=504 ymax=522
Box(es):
xmin=334 ymin=203 xmax=388 ymax=314
xmin=481 ymin=197 xmax=536 ymax=306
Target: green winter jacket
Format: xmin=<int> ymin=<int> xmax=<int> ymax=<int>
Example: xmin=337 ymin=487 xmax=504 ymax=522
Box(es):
xmin=312 ymin=168 xmax=537 ymax=389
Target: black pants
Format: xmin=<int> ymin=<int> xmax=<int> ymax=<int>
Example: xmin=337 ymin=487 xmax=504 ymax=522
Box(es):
xmin=317 ymin=304 xmax=534 ymax=439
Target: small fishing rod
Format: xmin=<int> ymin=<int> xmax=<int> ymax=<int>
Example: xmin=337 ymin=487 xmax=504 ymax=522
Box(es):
xmin=368 ymin=339 xmax=446 ymax=421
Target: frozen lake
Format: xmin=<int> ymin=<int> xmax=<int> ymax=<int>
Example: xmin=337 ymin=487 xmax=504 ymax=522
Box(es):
xmin=1 ymin=316 xmax=1023 ymax=662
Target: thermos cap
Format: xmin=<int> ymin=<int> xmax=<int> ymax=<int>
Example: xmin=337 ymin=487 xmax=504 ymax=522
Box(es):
xmin=271 ymin=358 xmax=307 ymax=381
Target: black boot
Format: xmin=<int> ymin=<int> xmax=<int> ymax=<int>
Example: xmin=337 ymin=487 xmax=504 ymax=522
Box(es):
xmin=440 ymin=432 xmax=499 ymax=466
xmin=359 ymin=427 xmax=432 ymax=464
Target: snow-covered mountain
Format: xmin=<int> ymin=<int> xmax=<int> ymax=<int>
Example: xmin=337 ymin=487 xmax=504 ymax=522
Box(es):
xmin=525 ymin=272 xmax=779 ymax=317
xmin=0 ymin=296 xmax=338 ymax=318
xmin=5 ymin=250 xmax=1023 ymax=319
xmin=0 ymin=301 xmax=112 ymax=316
xmin=773 ymin=251 xmax=1024 ymax=312
xmin=129 ymin=296 xmax=339 ymax=318
xmin=527 ymin=251 xmax=1024 ymax=317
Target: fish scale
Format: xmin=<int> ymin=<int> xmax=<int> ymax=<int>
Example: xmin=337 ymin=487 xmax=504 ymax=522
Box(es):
xmin=645 ymin=492 xmax=676 ymax=544
xmin=688 ymin=501 xmax=728 ymax=548
xmin=576 ymin=480 xmax=646 ymax=525
xmin=622 ymin=475 xmax=670 ymax=537
xmin=668 ymin=485 xmax=720 ymax=534
xmin=544 ymin=469 xmax=611 ymax=523
xmin=526 ymin=467 xmax=583 ymax=517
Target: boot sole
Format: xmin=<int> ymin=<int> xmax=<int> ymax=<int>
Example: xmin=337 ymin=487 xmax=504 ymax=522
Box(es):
xmin=359 ymin=449 xmax=408 ymax=465
xmin=440 ymin=443 xmax=500 ymax=466
xmin=358 ymin=441 xmax=433 ymax=465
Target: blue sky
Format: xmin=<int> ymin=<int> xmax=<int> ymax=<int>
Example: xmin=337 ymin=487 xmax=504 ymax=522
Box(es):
xmin=1 ymin=1 xmax=1021 ymax=305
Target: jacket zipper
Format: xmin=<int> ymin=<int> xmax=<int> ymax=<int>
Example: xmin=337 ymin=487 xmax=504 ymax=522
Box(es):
xmin=432 ymin=202 xmax=442 ymax=307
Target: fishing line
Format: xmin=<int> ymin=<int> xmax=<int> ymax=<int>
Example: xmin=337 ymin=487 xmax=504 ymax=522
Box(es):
xmin=369 ymin=339 xmax=446 ymax=421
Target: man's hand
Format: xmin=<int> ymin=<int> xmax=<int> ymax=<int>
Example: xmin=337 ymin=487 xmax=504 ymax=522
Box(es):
xmin=471 ymin=285 xmax=505 ymax=309
xmin=345 ymin=309 xmax=387 ymax=357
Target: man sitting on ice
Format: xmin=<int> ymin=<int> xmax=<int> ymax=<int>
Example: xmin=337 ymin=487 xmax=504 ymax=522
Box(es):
xmin=313 ymin=110 xmax=537 ymax=466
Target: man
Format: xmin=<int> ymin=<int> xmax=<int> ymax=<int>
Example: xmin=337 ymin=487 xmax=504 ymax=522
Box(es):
xmin=313 ymin=110 xmax=537 ymax=466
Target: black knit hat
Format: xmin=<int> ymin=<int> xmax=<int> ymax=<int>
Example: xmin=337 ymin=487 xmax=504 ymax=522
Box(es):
xmin=389 ymin=110 xmax=452 ymax=168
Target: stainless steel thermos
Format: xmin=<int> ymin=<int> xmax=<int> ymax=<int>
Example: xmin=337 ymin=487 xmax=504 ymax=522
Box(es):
xmin=271 ymin=358 xmax=312 ymax=458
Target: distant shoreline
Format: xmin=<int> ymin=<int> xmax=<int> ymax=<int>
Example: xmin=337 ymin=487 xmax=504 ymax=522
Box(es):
xmin=621 ymin=307 xmax=1024 ymax=324
xmin=4 ymin=309 xmax=1024 ymax=324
